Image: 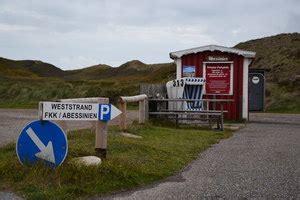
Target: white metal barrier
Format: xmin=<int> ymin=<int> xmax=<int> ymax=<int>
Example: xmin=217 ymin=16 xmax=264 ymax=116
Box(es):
xmin=119 ymin=94 xmax=148 ymax=131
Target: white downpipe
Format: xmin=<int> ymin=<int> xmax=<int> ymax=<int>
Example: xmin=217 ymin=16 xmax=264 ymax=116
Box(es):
xmin=242 ymin=58 xmax=249 ymax=120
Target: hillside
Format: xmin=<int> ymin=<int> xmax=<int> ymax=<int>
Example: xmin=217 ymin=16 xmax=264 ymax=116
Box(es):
xmin=0 ymin=56 xmax=176 ymax=82
xmin=235 ymin=33 xmax=300 ymax=112
xmin=64 ymin=60 xmax=175 ymax=82
xmin=65 ymin=64 xmax=112 ymax=80
xmin=0 ymin=57 xmax=65 ymax=78
xmin=0 ymin=58 xmax=175 ymax=108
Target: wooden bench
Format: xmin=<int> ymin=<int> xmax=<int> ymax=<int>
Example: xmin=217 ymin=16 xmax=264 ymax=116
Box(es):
xmin=148 ymin=98 xmax=234 ymax=131
xmin=149 ymin=110 xmax=225 ymax=131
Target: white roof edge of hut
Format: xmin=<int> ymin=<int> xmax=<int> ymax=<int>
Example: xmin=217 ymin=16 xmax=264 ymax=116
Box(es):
xmin=170 ymin=44 xmax=256 ymax=59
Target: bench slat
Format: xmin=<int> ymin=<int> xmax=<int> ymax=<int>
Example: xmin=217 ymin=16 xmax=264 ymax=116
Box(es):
xmin=149 ymin=111 xmax=224 ymax=131
xmin=160 ymin=109 xmax=228 ymax=113
xmin=149 ymin=112 xmax=222 ymax=116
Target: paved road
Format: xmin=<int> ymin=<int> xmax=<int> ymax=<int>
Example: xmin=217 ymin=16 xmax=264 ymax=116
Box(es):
xmin=97 ymin=113 xmax=300 ymax=199
xmin=0 ymin=109 xmax=138 ymax=147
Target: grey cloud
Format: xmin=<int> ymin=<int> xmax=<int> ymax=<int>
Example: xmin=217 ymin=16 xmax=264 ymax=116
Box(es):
xmin=0 ymin=0 xmax=299 ymax=69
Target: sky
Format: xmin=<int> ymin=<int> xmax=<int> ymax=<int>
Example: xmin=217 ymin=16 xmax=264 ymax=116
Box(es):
xmin=0 ymin=0 xmax=299 ymax=70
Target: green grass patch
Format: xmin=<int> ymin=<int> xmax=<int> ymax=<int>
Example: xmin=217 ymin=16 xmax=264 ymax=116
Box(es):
xmin=0 ymin=123 xmax=232 ymax=199
xmin=126 ymin=102 xmax=139 ymax=110
xmin=0 ymin=101 xmax=38 ymax=109
xmin=265 ymin=83 xmax=300 ymax=113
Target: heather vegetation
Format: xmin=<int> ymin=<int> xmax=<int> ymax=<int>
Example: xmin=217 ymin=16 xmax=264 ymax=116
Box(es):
xmin=0 ymin=59 xmax=175 ymax=108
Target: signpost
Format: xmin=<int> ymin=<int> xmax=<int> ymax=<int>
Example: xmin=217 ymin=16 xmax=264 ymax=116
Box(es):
xmin=16 ymin=100 xmax=122 ymax=167
xmin=41 ymin=101 xmax=121 ymax=159
xmin=41 ymin=102 xmax=122 ymax=121
xmin=16 ymin=120 xmax=68 ymax=167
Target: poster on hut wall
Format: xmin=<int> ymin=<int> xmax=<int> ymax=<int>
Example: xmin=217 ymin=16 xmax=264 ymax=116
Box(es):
xmin=182 ymin=65 xmax=196 ymax=77
xmin=204 ymin=63 xmax=232 ymax=95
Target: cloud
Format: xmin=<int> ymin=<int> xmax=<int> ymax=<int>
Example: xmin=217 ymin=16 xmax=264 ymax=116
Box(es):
xmin=0 ymin=0 xmax=299 ymax=69
xmin=0 ymin=23 xmax=38 ymax=32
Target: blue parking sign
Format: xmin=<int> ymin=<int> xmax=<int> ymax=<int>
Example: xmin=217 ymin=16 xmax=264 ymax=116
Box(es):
xmin=98 ymin=104 xmax=111 ymax=121
xmin=16 ymin=120 xmax=68 ymax=167
xmin=98 ymin=104 xmax=122 ymax=121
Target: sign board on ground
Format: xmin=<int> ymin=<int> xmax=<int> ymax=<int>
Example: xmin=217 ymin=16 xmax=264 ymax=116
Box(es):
xmin=41 ymin=102 xmax=122 ymax=121
xmin=16 ymin=120 xmax=68 ymax=167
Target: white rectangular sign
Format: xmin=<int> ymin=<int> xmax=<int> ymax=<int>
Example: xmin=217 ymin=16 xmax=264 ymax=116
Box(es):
xmin=41 ymin=101 xmax=122 ymax=121
xmin=42 ymin=102 xmax=99 ymax=121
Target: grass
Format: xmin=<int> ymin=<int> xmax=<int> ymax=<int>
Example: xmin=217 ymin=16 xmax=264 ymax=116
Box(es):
xmin=126 ymin=102 xmax=139 ymax=110
xmin=0 ymin=122 xmax=232 ymax=199
xmin=0 ymin=77 xmax=140 ymax=109
xmin=265 ymin=82 xmax=300 ymax=113
xmin=0 ymin=102 xmax=39 ymax=109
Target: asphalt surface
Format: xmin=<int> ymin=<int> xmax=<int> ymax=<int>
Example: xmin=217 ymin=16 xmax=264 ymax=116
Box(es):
xmin=0 ymin=192 xmax=22 ymax=200
xmin=96 ymin=113 xmax=300 ymax=199
xmin=0 ymin=111 xmax=299 ymax=199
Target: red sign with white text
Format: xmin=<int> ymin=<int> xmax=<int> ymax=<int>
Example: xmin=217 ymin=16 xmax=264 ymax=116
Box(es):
xmin=205 ymin=63 xmax=231 ymax=95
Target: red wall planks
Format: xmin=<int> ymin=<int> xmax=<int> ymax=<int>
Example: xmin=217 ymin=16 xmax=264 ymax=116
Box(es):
xmin=181 ymin=51 xmax=245 ymax=120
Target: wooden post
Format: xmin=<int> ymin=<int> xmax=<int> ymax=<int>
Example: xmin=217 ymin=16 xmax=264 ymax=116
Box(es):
xmin=205 ymin=100 xmax=209 ymax=122
xmin=59 ymin=121 xmax=68 ymax=133
xmin=175 ymin=114 xmax=179 ymax=128
xmin=220 ymin=103 xmax=224 ymax=131
xmin=39 ymin=101 xmax=68 ymax=131
xmin=95 ymin=97 xmax=109 ymax=159
xmin=144 ymin=98 xmax=149 ymax=121
xmin=119 ymin=100 xmax=127 ymax=131
xmin=209 ymin=116 xmax=212 ymax=130
xmin=119 ymin=94 xmax=147 ymax=130
xmin=217 ymin=119 xmax=220 ymax=130
xmin=139 ymin=100 xmax=145 ymax=124
xmin=38 ymin=102 xmax=43 ymax=120
xmin=212 ymin=95 xmax=216 ymax=110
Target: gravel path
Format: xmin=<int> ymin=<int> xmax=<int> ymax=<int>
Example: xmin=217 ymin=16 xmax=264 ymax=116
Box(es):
xmin=249 ymin=112 xmax=300 ymax=125
xmin=96 ymin=113 xmax=300 ymax=199
xmin=0 ymin=109 xmax=138 ymax=147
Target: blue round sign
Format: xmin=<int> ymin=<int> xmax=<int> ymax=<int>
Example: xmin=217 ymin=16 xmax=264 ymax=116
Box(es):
xmin=16 ymin=120 xmax=68 ymax=167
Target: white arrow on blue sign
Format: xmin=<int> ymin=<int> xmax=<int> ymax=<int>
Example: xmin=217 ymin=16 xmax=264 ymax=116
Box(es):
xmin=98 ymin=104 xmax=122 ymax=121
xmin=16 ymin=120 xmax=68 ymax=167
xmin=42 ymin=102 xmax=122 ymax=121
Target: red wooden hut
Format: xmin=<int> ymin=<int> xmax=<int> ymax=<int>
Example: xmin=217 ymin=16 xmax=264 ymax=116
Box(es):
xmin=170 ymin=45 xmax=255 ymax=121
